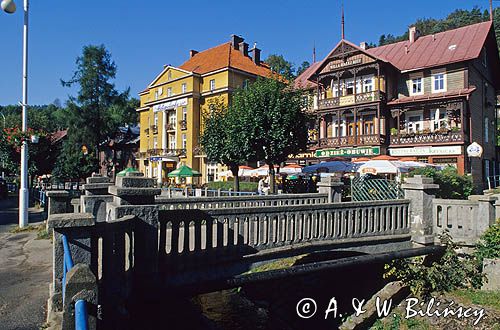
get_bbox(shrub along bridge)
[45,174,498,329]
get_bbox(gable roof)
[367,21,493,72]
[179,42,272,77]
[294,61,321,89]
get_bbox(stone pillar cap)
[45,190,70,197]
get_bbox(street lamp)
[2,0,29,228]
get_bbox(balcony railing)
[144,128,150,135]
[390,131,465,146]
[166,123,176,131]
[318,90,383,109]
[179,120,187,130]
[146,148,186,157]
[319,134,385,148]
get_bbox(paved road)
[0,196,52,330]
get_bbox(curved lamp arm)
[1,0,16,14]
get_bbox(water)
[140,252,389,330]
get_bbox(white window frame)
[153,137,158,149]
[406,110,423,133]
[181,133,187,149]
[409,74,423,96]
[331,80,340,97]
[431,108,448,132]
[332,117,347,137]
[167,87,172,97]
[181,83,187,93]
[169,111,176,127]
[431,71,446,93]
[154,112,158,126]
[182,107,187,121]
[363,75,374,93]
[169,135,176,150]
[209,79,216,91]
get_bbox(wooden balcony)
[390,131,465,146]
[319,134,385,148]
[318,90,384,110]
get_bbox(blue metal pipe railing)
[61,234,88,330]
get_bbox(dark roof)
[367,21,493,72]
[49,130,67,144]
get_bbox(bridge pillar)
[402,175,439,245]
[317,176,344,203]
[81,173,113,222]
[46,190,70,215]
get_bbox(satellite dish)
[1,0,16,14]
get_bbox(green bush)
[384,232,482,299]
[475,219,500,264]
[206,181,258,192]
[409,166,474,199]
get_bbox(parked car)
[0,178,8,199]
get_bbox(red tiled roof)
[294,62,321,89]
[387,87,476,105]
[179,42,272,77]
[367,21,493,72]
[49,130,67,144]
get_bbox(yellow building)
[137,35,272,184]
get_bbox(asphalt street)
[0,196,52,330]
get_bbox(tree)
[265,54,295,79]
[296,61,311,76]
[55,44,137,180]
[232,78,310,193]
[199,97,255,192]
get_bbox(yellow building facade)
[136,35,272,184]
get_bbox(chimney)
[359,42,367,50]
[250,45,261,65]
[239,42,249,57]
[231,34,244,50]
[189,50,198,58]
[409,26,419,43]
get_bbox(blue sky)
[0,0,496,106]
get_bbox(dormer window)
[410,75,423,95]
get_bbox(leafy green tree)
[265,54,295,79]
[296,61,311,76]
[199,97,255,192]
[409,166,474,199]
[232,78,310,193]
[55,44,137,180]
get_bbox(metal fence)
[351,177,404,201]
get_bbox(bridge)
[44,173,498,329]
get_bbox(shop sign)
[153,98,188,112]
[361,167,377,175]
[288,152,316,159]
[316,146,380,158]
[432,157,458,164]
[389,146,461,157]
[466,142,483,158]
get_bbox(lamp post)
[2,0,29,228]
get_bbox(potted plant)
[390,128,398,136]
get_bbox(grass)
[447,289,500,311]
[244,255,306,274]
[206,181,258,192]
[9,223,50,240]
[371,312,432,330]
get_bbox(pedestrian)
[258,177,265,195]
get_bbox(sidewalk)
[0,196,52,329]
